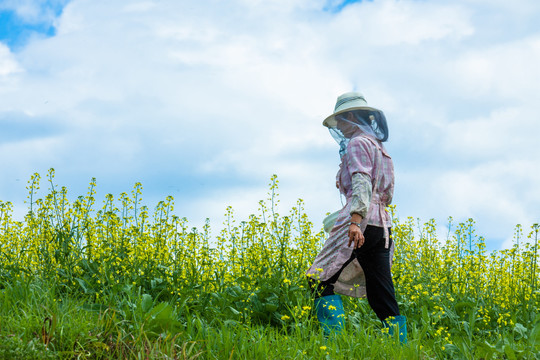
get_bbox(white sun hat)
[322,91,383,128]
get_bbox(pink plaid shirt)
[337,134,394,237]
[307,133,395,297]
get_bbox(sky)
[1,0,539,250]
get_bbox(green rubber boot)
[314,294,345,338]
[384,315,408,344]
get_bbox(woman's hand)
[348,214,365,248]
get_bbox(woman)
[306,91,407,343]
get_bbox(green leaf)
[146,302,173,322]
[455,301,475,316]
[80,303,109,312]
[141,294,153,313]
[421,305,429,326]
[225,285,243,300]
[264,303,279,312]
[144,302,181,335]
[224,320,238,328]
[75,278,94,294]
[442,344,459,354]
[235,276,251,284]
[228,306,240,316]
[513,323,528,340]
[150,278,164,289]
[531,321,540,345]
[503,345,517,360]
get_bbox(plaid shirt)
[307,134,395,297]
[337,134,394,229]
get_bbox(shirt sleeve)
[346,136,375,177]
[350,172,372,218]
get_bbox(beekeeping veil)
[323,92,389,157]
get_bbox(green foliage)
[0,170,538,359]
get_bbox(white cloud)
[0,0,68,24]
[449,36,540,101]
[122,2,156,13]
[440,107,539,160]
[330,0,474,47]
[0,0,539,250]
[0,43,22,77]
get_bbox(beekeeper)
[306,91,407,344]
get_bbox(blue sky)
[0,0,67,49]
[1,0,539,249]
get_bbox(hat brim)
[322,106,382,128]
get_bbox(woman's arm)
[350,172,372,218]
[346,136,375,248]
[348,173,371,248]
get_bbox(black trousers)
[309,225,400,321]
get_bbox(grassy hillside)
[0,171,538,359]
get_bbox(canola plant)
[0,169,538,358]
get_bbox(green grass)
[1,276,539,359]
[0,280,420,359]
[0,171,539,359]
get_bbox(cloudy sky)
[1,0,539,249]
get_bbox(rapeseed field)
[0,169,538,359]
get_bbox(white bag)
[322,210,340,235]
